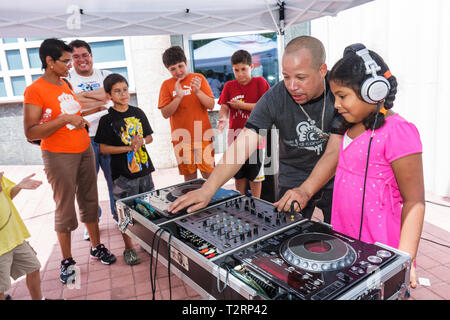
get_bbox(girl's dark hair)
[231,50,252,66]
[39,38,72,70]
[162,46,187,68]
[329,48,398,131]
[103,73,128,94]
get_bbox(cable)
[290,199,302,213]
[359,101,381,241]
[166,230,174,300]
[425,200,450,208]
[217,263,230,294]
[420,237,450,249]
[149,227,165,300]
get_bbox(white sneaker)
[83,228,90,241]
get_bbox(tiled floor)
[2,164,450,300]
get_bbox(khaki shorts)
[42,145,99,233]
[0,241,41,292]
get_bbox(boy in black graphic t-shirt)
[95,73,155,265]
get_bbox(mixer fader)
[175,195,305,257]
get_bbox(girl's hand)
[273,187,312,213]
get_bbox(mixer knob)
[240,233,245,241]
[253,226,259,235]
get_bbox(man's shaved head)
[284,36,326,70]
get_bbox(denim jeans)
[91,137,116,219]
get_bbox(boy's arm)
[99,143,133,155]
[217,104,229,134]
[160,78,184,118]
[228,100,256,112]
[160,96,183,119]
[144,135,153,144]
[194,90,215,110]
[191,76,215,110]
[10,174,42,200]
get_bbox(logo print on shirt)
[172,85,192,97]
[120,117,149,173]
[58,92,81,115]
[230,94,248,120]
[77,81,101,92]
[284,120,326,155]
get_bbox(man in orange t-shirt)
[158,46,216,181]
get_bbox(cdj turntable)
[227,220,411,300]
[117,178,240,225]
[117,180,411,300]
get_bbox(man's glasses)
[72,53,91,60]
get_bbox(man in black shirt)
[169,36,344,223]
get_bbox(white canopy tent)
[0,0,375,201]
[0,0,373,37]
[193,34,277,73]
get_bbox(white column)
[129,35,178,169]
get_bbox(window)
[90,40,126,63]
[0,37,133,100]
[106,67,128,81]
[6,50,23,70]
[11,76,26,96]
[31,74,42,82]
[0,78,6,97]
[2,38,18,43]
[27,48,41,69]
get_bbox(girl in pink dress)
[328,44,425,289]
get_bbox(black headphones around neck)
[344,43,390,104]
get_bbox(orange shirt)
[24,77,90,153]
[158,73,214,143]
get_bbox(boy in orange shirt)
[158,46,215,181]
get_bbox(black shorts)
[234,149,265,182]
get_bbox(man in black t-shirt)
[168,36,345,223]
[95,73,155,265]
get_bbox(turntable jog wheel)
[280,232,356,272]
[166,184,202,202]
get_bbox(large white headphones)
[344,44,390,104]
